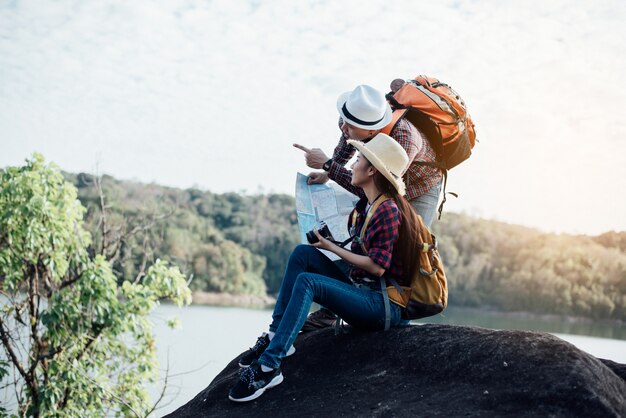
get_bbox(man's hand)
[293,143,330,169]
[307,171,329,185]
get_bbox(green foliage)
[67,175,298,296]
[0,155,191,417]
[433,213,626,320]
[66,170,624,321]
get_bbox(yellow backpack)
[351,195,448,327]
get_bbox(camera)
[306,222,334,244]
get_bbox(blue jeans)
[258,245,402,369]
[410,178,443,228]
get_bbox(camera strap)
[330,236,355,248]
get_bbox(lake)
[149,304,626,416]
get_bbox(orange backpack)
[383,75,477,170]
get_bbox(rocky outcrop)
[166,325,626,417]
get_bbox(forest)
[66,172,625,321]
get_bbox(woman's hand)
[310,227,386,277]
[310,227,334,251]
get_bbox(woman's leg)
[269,245,350,332]
[237,245,351,368]
[258,272,401,369]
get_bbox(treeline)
[432,215,626,320]
[66,173,625,321]
[67,173,299,295]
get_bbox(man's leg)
[409,179,442,228]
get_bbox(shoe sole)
[228,373,284,402]
[238,346,296,368]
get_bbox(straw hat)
[336,85,392,130]
[348,133,409,195]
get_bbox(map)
[295,172,360,260]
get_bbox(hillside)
[65,172,626,321]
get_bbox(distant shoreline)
[189,292,625,327]
[441,305,625,328]
[191,291,276,309]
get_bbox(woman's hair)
[368,163,421,286]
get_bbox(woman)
[229,133,423,402]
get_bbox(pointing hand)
[293,143,330,169]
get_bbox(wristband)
[322,159,333,172]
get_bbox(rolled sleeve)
[368,247,394,270]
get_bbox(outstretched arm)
[293,143,330,169]
[294,142,364,197]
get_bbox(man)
[295,83,442,226]
[294,83,443,331]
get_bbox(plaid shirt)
[348,197,404,285]
[329,117,442,200]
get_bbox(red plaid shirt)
[329,118,442,200]
[348,197,404,285]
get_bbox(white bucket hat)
[337,85,392,130]
[348,133,409,195]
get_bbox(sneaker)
[228,361,284,402]
[300,307,337,333]
[238,333,296,368]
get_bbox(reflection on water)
[417,307,626,340]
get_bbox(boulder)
[166,325,626,417]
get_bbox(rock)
[166,325,626,417]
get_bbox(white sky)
[1,0,625,235]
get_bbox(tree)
[0,155,191,417]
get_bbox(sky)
[1,0,625,235]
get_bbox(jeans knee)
[296,271,311,283]
[294,244,311,254]
[295,272,315,290]
[289,244,312,260]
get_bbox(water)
[149,304,626,416]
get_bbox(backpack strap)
[412,162,457,220]
[380,276,391,331]
[437,169,457,220]
[352,194,393,331]
[380,108,407,136]
[354,194,393,254]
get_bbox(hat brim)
[347,139,406,196]
[336,91,393,130]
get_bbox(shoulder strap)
[380,108,406,136]
[356,194,392,254]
